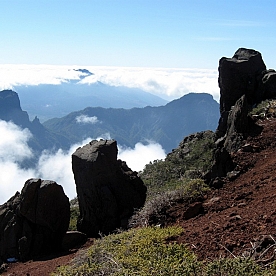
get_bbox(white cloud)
[0,122,165,204]
[0,65,81,89]
[0,65,219,102]
[36,138,92,200]
[96,133,112,140]
[0,120,33,162]
[76,115,100,124]
[0,120,35,204]
[118,141,166,172]
[81,67,220,102]
[35,138,165,201]
[0,161,35,206]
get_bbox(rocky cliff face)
[0,90,31,127]
[206,48,276,185]
[217,48,276,139]
[0,90,70,167]
[72,139,147,237]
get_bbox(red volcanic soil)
[1,239,94,276]
[2,117,276,275]
[170,117,276,261]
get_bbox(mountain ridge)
[14,81,168,122]
[43,92,220,153]
[0,89,70,165]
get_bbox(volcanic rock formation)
[207,48,276,184]
[0,179,70,264]
[72,139,147,237]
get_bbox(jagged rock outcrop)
[219,48,266,112]
[72,139,147,237]
[0,90,31,127]
[206,96,250,183]
[223,95,253,153]
[217,48,266,138]
[207,48,276,184]
[0,179,70,264]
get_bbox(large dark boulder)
[206,48,269,184]
[219,48,266,114]
[72,139,147,237]
[0,179,70,263]
[62,231,87,251]
[261,69,276,99]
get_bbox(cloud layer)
[76,115,100,124]
[0,121,166,204]
[0,120,33,162]
[0,65,219,102]
[118,142,166,172]
[0,121,35,204]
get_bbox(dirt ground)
[173,117,276,261]
[1,239,94,276]
[2,117,276,275]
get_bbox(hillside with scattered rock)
[170,115,276,261]
[2,48,276,275]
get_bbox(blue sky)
[1,0,276,203]
[1,0,276,69]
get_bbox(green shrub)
[53,226,202,276]
[53,225,276,276]
[250,99,276,119]
[129,179,210,228]
[205,257,263,276]
[68,206,79,231]
[140,131,215,200]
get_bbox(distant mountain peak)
[73,69,94,80]
[0,89,25,122]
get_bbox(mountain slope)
[171,115,276,260]
[3,110,276,276]
[15,81,168,122]
[0,90,70,166]
[43,93,220,153]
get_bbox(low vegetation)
[140,130,215,200]
[69,206,79,231]
[68,197,80,231]
[250,99,276,119]
[53,225,276,275]
[62,121,276,275]
[129,179,210,228]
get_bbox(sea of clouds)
[0,64,219,204]
[0,65,219,101]
[0,120,166,204]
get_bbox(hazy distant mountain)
[14,78,168,122]
[0,90,70,167]
[43,93,220,153]
[0,88,219,168]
